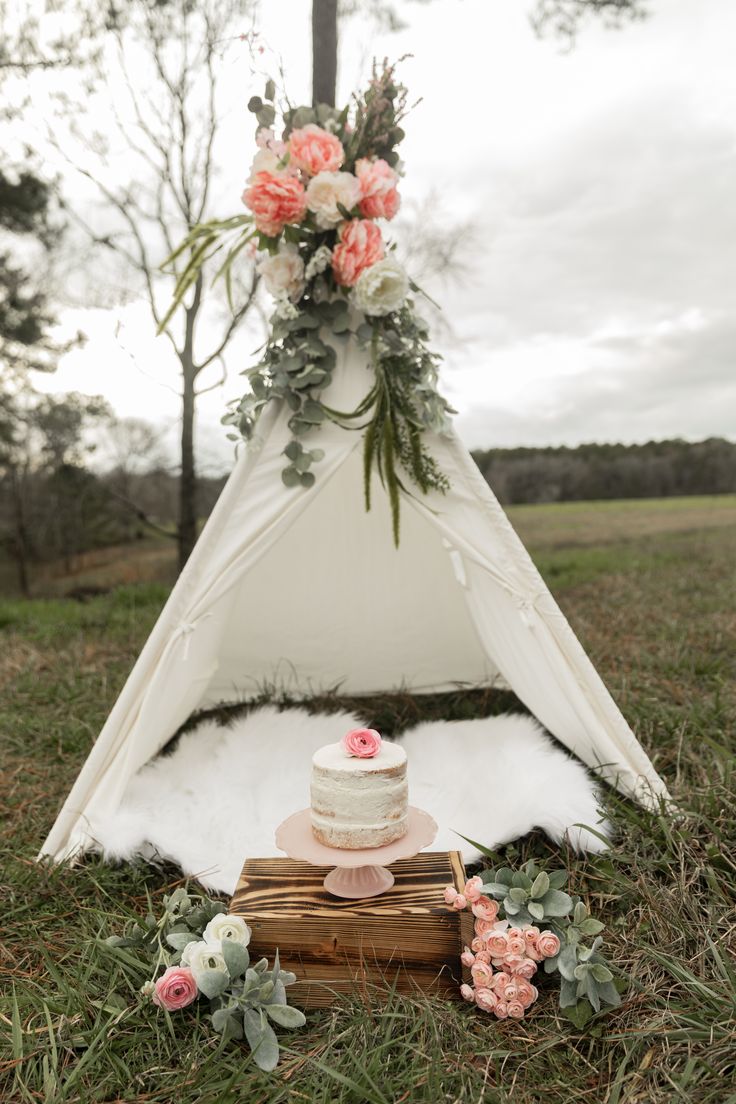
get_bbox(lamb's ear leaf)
[265,1004,306,1029]
[222,939,249,979]
[243,1008,279,1072]
[165,932,197,952]
[195,968,230,1000]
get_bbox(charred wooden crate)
[230,851,471,1008]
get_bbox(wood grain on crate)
[230,851,467,1007]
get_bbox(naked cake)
[310,728,408,849]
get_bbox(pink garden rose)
[536,931,561,959]
[289,124,344,175]
[152,966,198,1011]
[331,219,384,287]
[471,896,499,922]
[460,983,475,1003]
[460,946,476,968]
[463,876,483,902]
[470,961,494,988]
[242,171,307,237]
[474,987,498,1014]
[341,728,382,758]
[356,157,401,221]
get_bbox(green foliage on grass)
[1,508,735,1103]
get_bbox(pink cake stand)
[275,807,438,899]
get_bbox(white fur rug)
[88,707,610,894]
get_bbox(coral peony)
[356,157,400,220]
[242,171,307,237]
[152,966,198,1011]
[332,219,384,287]
[289,124,344,175]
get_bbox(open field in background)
[1,496,735,1103]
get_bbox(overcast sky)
[33,0,736,470]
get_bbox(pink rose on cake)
[341,728,382,758]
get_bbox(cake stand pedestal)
[275,807,437,899]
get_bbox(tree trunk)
[312,0,338,107]
[9,466,31,597]
[178,275,202,571]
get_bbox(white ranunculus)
[181,939,226,975]
[202,913,251,948]
[351,257,409,317]
[248,147,281,181]
[257,243,305,302]
[305,170,360,229]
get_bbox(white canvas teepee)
[41,335,669,863]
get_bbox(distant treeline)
[471,438,736,505]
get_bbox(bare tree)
[313,0,338,107]
[531,0,647,43]
[47,0,258,569]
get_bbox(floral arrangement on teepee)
[161,61,453,544]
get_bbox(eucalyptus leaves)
[447,859,624,1027]
[104,887,305,1072]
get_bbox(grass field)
[1,496,735,1103]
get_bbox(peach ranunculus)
[493,999,509,1020]
[474,950,491,965]
[474,987,498,1014]
[470,936,486,954]
[452,894,468,911]
[470,961,494,988]
[484,929,510,958]
[505,956,537,979]
[341,728,382,758]
[460,946,476,968]
[536,931,561,959]
[473,917,497,938]
[289,124,344,176]
[506,928,527,956]
[471,896,499,922]
[242,171,307,237]
[514,979,538,1009]
[356,157,401,221]
[443,885,459,906]
[152,966,198,1011]
[506,1000,526,1020]
[331,219,384,287]
[463,876,484,902]
[460,983,475,1003]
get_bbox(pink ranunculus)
[507,956,538,979]
[493,999,509,1020]
[289,124,344,176]
[514,978,538,1009]
[471,936,486,954]
[474,987,498,1014]
[523,925,541,947]
[474,950,491,965]
[453,894,468,911]
[506,928,527,957]
[473,917,497,938]
[460,947,476,968]
[152,966,198,1012]
[537,931,561,959]
[463,876,483,902]
[242,171,307,237]
[491,972,510,994]
[506,1000,526,1020]
[460,983,475,1003]
[471,896,499,922]
[470,961,494,988]
[356,157,401,221]
[443,885,459,905]
[484,930,510,958]
[331,219,384,287]
[341,728,382,758]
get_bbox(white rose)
[257,243,305,302]
[181,939,226,978]
[202,913,251,948]
[351,257,409,317]
[306,170,360,229]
